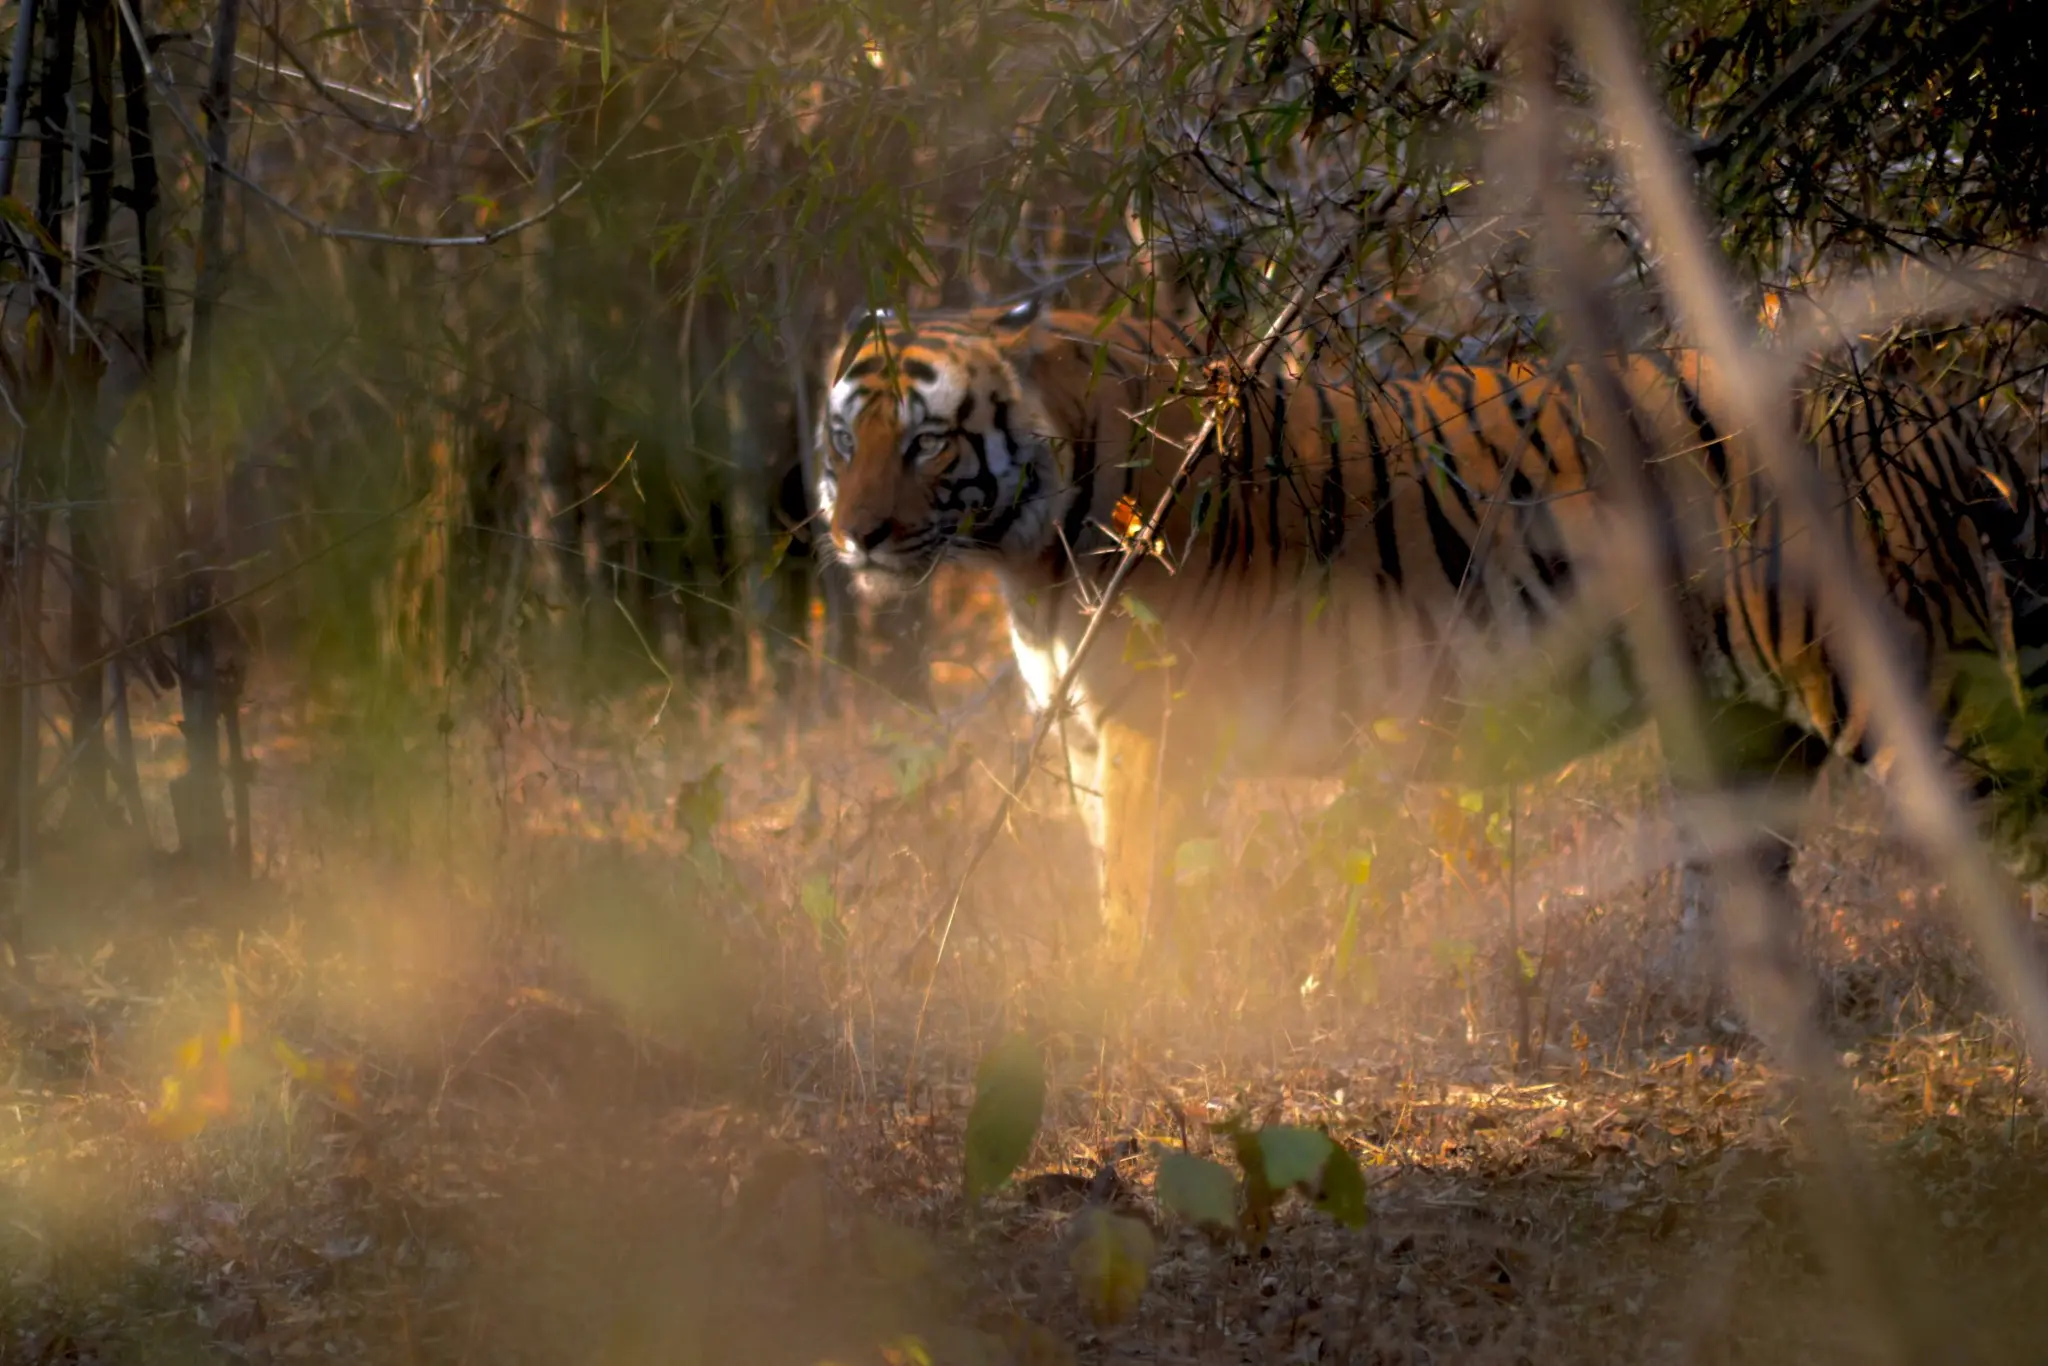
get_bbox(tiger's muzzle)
[829,521,932,595]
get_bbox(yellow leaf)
[880,1338,933,1366]
[273,1036,310,1079]
[147,1076,210,1140]
[175,1035,206,1073]
[1110,494,1142,541]
[275,1037,362,1110]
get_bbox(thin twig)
[237,17,417,126]
[136,29,676,250]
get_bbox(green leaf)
[1155,1151,1238,1231]
[0,197,58,253]
[507,109,567,139]
[1315,1143,1370,1228]
[1255,1126,1334,1190]
[1067,1208,1155,1326]
[964,1034,1045,1202]
[763,532,793,581]
[1228,1127,1277,1246]
[600,4,612,86]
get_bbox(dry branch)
[1570,0,2048,1091]
[1538,0,2048,1353]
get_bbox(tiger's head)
[813,297,1065,596]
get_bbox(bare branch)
[142,51,675,249]
[1573,0,2048,1092]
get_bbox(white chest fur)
[1007,614,1087,722]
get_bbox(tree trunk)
[776,265,852,717]
[62,0,118,828]
[31,0,76,296]
[115,0,176,832]
[0,0,45,903]
[171,0,245,868]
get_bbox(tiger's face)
[813,301,1061,596]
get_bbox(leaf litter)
[6,581,2048,1363]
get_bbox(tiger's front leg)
[1092,717,1186,968]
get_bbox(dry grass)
[7,571,2048,1365]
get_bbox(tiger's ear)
[991,295,1043,333]
[843,305,896,340]
[834,307,898,383]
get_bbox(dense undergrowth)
[6,570,2048,1365]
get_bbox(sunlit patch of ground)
[8,571,2048,1363]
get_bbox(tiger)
[811,295,2048,971]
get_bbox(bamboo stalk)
[0,0,39,198]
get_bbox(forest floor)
[7,570,2048,1365]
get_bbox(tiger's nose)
[834,520,897,556]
